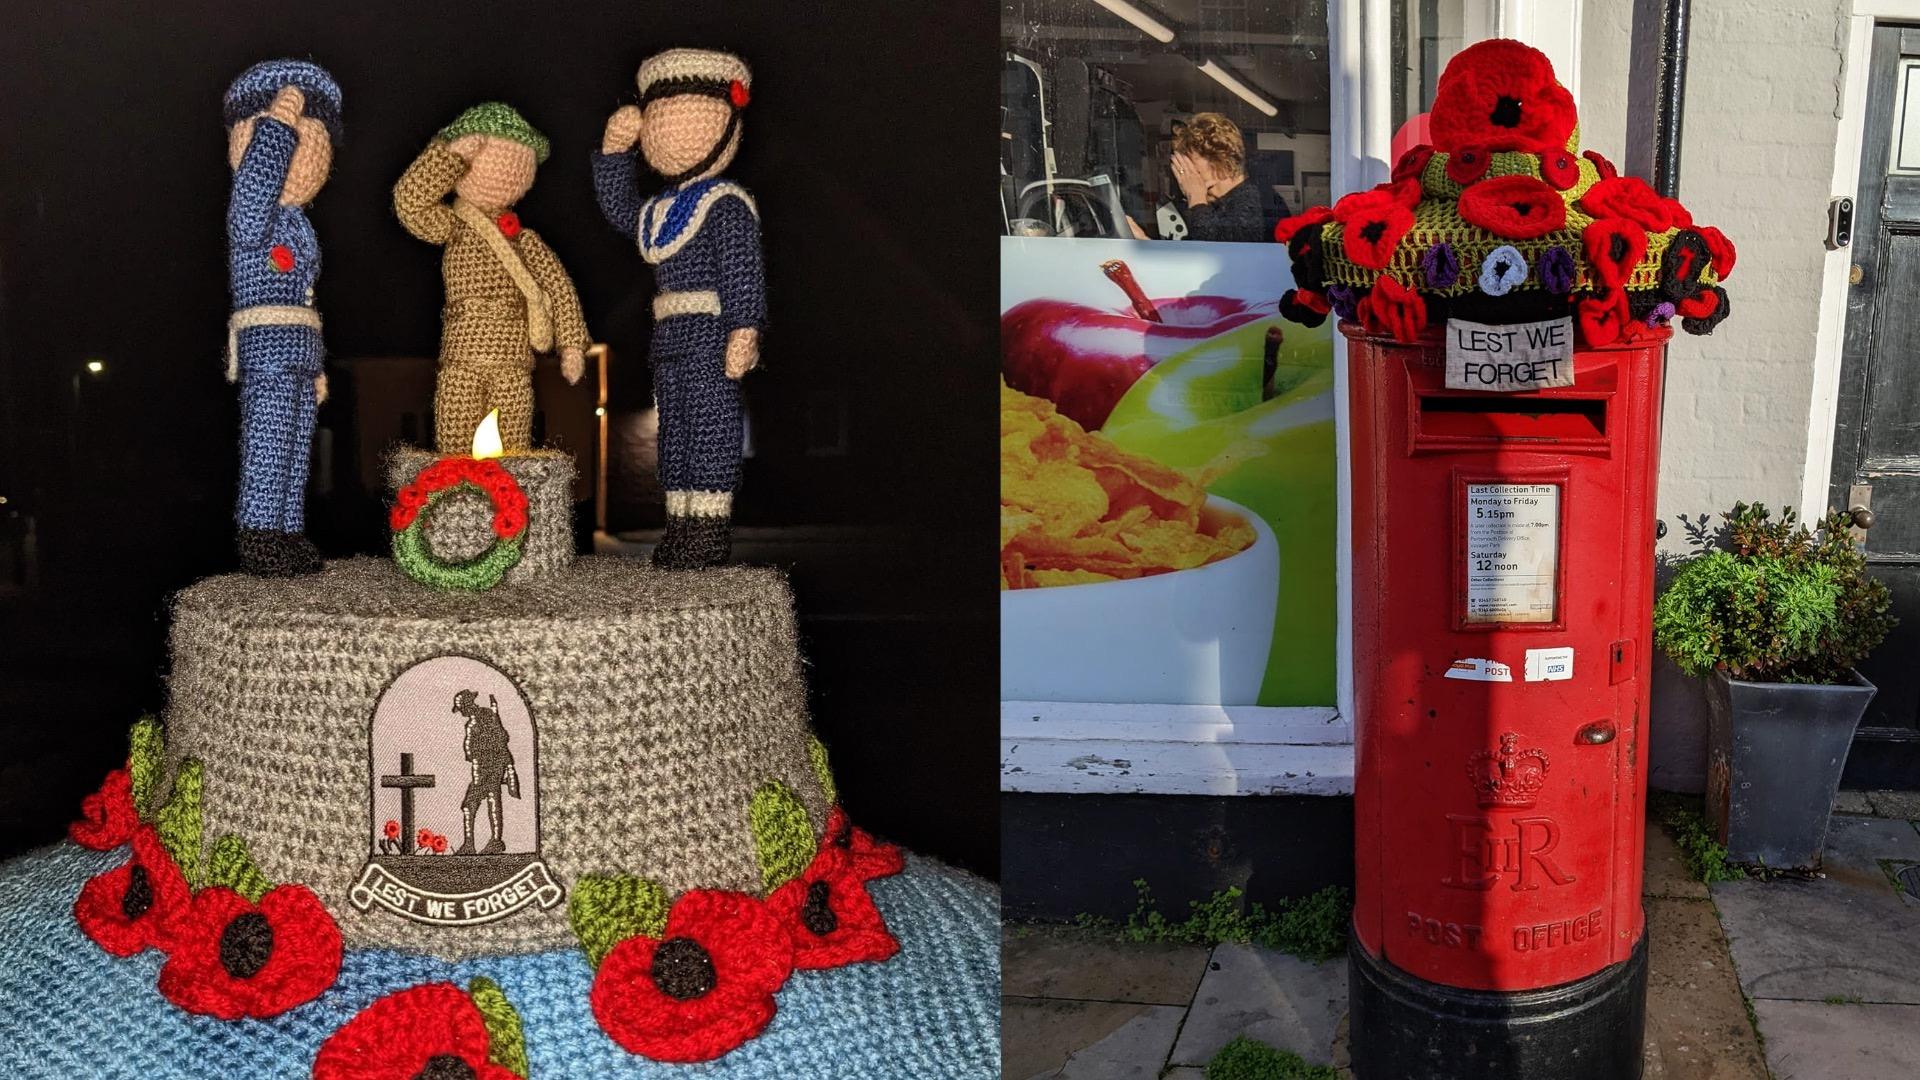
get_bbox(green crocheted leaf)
[750,780,814,894]
[468,976,529,1077]
[154,760,204,887]
[205,834,271,902]
[127,716,165,816]
[807,736,839,806]
[568,875,669,969]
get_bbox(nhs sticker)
[1524,647,1575,682]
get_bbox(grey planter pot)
[1702,669,1877,870]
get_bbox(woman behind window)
[1129,112,1269,243]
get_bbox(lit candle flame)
[472,410,504,459]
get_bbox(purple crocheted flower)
[1647,301,1676,327]
[1327,284,1360,322]
[1421,242,1461,289]
[1478,246,1528,297]
[1539,246,1576,294]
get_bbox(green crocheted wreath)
[390,457,528,591]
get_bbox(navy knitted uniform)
[592,152,766,498]
[229,118,323,533]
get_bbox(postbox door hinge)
[1609,640,1634,686]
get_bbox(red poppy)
[1458,175,1567,240]
[1676,287,1721,320]
[1444,146,1491,186]
[824,806,906,881]
[1577,176,1674,233]
[1333,189,1415,270]
[1273,205,1334,245]
[1680,286,1731,335]
[1538,149,1580,191]
[418,828,433,849]
[1660,230,1714,300]
[69,767,139,851]
[1663,198,1693,230]
[1576,287,1632,348]
[1429,39,1578,153]
[1278,288,1330,329]
[74,826,190,957]
[1696,225,1736,279]
[1392,145,1434,185]
[1583,218,1649,289]
[313,982,523,1080]
[496,211,521,239]
[1582,149,1618,180]
[767,844,900,971]
[431,834,449,854]
[157,884,342,1019]
[729,80,751,108]
[269,245,295,273]
[384,819,401,841]
[591,889,795,1063]
[1356,276,1428,345]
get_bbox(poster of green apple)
[1001,237,1335,707]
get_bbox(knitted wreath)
[390,457,528,591]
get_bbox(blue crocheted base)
[0,842,1000,1079]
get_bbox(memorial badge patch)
[351,655,563,926]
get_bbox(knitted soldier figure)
[394,104,590,453]
[223,60,342,576]
[593,49,766,569]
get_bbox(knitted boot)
[652,515,731,570]
[237,529,323,577]
[649,517,689,569]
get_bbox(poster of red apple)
[1001,237,1336,707]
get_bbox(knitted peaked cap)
[438,102,550,163]
[635,48,751,97]
[223,58,342,139]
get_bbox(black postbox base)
[1348,930,1648,1080]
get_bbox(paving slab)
[1711,873,1920,1004]
[1646,816,1712,900]
[1752,999,1920,1080]
[1002,926,1211,1005]
[1865,789,1920,820]
[1641,896,1769,1080]
[1833,790,1873,815]
[1001,996,1186,1080]
[1821,814,1920,898]
[1168,945,1347,1068]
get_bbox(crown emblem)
[1467,732,1550,809]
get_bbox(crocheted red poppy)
[1333,189,1415,271]
[1279,289,1330,329]
[825,806,907,881]
[157,884,342,1019]
[1663,198,1693,230]
[1392,145,1434,185]
[591,889,795,1063]
[1577,177,1674,233]
[1676,286,1722,320]
[1681,286,1731,335]
[1576,287,1632,348]
[1697,225,1736,279]
[1660,231,1714,300]
[1273,205,1334,245]
[730,79,750,108]
[496,211,522,239]
[1458,175,1567,240]
[269,245,295,273]
[314,982,522,1080]
[1356,276,1428,345]
[1445,146,1491,185]
[767,844,900,970]
[1539,149,1580,191]
[1429,39,1577,153]
[1583,218,1649,290]
[69,767,139,850]
[74,826,190,957]
[1582,150,1618,180]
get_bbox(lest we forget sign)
[1444,317,1576,392]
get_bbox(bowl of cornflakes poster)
[1000,237,1336,707]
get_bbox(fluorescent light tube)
[1199,59,1279,117]
[1093,0,1175,43]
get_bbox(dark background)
[0,1,998,877]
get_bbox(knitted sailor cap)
[635,48,751,100]
[438,102,551,164]
[223,58,343,139]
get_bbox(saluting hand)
[603,105,643,155]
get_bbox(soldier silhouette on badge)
[451,688,520,855]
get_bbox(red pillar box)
[1345,324,1666,1077]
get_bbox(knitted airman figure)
[592,49,766,569]
[223,59,342,577]
[394,103,590,453]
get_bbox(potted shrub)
[1654,503,1895,869]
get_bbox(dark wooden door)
[1835,24,1920,788]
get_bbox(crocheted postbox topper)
[1274,39,1734,348]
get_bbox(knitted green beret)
[438,102,550,163]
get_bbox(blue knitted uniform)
[229,118,323,533]
[592,153,766,499]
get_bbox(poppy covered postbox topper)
[1274,39,1734,347]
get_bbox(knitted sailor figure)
[223,60,341,576]
[593,48,767,569]
[394,104,590,453]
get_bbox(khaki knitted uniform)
[394,142,589,452]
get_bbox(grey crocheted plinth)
[389,447,574,583]
[161,557,830,960]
